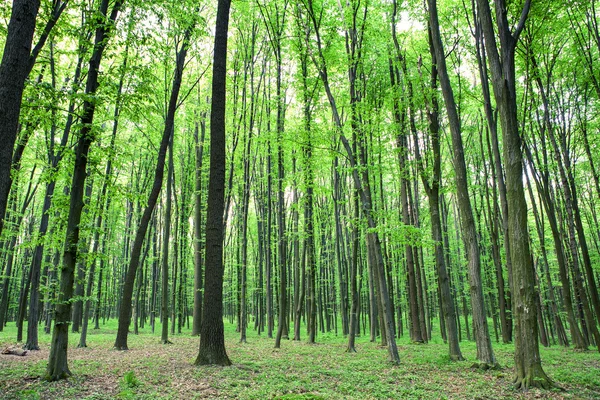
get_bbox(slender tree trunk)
[71,178,94,334]
[114,21,193,350]
[239,24,258,342]
[161,135,174,344]
[472,12,513,343]
[429,0,495,367]
[523,143,586,350]
[0,174,36,332]
[347,189,360,352]
[46,0,123,381]
[301,1,400,363]
[411,22,463,360]
[24,43,80,350]
[192,115,206,336]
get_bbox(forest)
[0,0,599,398]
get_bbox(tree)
[0,0,41,238]
[192,111,207,337]
[46,0,124,381]
[161,134,174,344]
[408,13,463,361]
[428,0,495,368]
[114,15,195,350]
[300,0,400,364]
[258,0,290,349]
[194,0,232,366]
[474,0,553,389]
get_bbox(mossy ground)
[1,320,598,399]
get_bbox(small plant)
[118,371,141,399]
[122,370,140,389]
[18,389,40,400]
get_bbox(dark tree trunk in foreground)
[114,22,194,351]
[429,0,495,367]
[0,0,41,238]
[474,0,553,389]
[24,35,85,348]
[194,0,232,366]
[46,0,123,381]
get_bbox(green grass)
[1,319,599,399]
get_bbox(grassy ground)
[1,320,599,399]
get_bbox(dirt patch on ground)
[0,335,217,399]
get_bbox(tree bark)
[474,0,552,388]
[429,0,495,367]
[0,0,40,238]
[194,0,232,366]
[46,0,123,381]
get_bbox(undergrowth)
[0,320,598,399]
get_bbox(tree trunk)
[194,0,232,366]
[46,0,123,381]
[429,0,495,367]
[161,135,174,344]
[239,24,258,342]
[192,115,206,336]
[410,21,463,359]
[0,0,41,238]
[114,21,193,350]
[473,12,513,343]
[474,0,552,388]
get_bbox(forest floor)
[0,320,599,399]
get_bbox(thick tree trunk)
[194,0,232,366]
[0,0,40,238]
[475,0,552,388]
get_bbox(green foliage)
[121,371,140,389]
[117,371,141,399]
[2,0,600,397]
